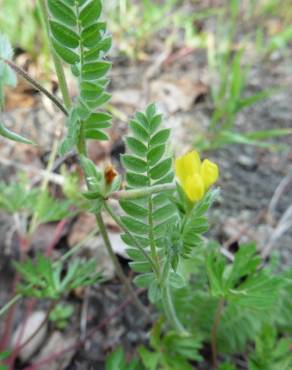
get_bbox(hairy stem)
[148,196,160,276]
[109,183,176,200]
[211,299,225,369]
[1,58,68,116]
[95,213,149,316]
[161,281,188,334]
[38,0,71,110]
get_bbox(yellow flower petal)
[184,173,205,202]
[175,151,201,186]
[200,159,219,189]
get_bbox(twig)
[268,175,292,221]
[0,156,64,186]
[0,57,68,117]
[24,289,146,370]
[223,209,266,250]
[262,204,292,259]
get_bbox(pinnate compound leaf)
[129,120,149,141]
[81,81,104,100]
[49,20,79,48]
[79,0,102,26]
[84,36,112,61]
[121,155,147,173]
[81,22,105,48]
[84,129,108,141]
[125,137,148,157]
[48,0,76,27]
[150,129,170,146]
[121,216,149,235]
[82,61,111,80]
[147,144,165,166]
[150,158,172,180]
[119,200,148,219]
[51,39,80,64]
[149,114,163,133]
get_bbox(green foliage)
[180,189,219,258]
[0,177,72,227]
[120,104,178,296]
[0,1,41,57]
[105,347,142,370]
[248,325,292,370]
[47,0,112,154]
[0,350,10,370]
[49,303,74,329]
[14,254,102,299]
[139,320,202,370]
[0,178,38,214]
[206,243,282,309]
[196,46,285,150]
[173,243,291,355]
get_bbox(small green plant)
[0,1,291,369]
[14,254,102,299]
[49,303,74,329]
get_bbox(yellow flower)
[175,151,219,202]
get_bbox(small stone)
[12,311,48,362]
[237,155,257,170]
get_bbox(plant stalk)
[161,282,188,334]
[1,58,68,116]
[109,183,175,200]
[211,299,225,369]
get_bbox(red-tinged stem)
[211,299,225,369]
[24,289,145,370]
[0,276,19,351]
[46,219,68,257]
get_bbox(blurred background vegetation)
[0,0,292,149]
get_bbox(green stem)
[211,299,225,369]
[162,281,188,334]
[110,183,175,200]
[38,0,71,110]
[95,213,149,316]
[103,201,157,275]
